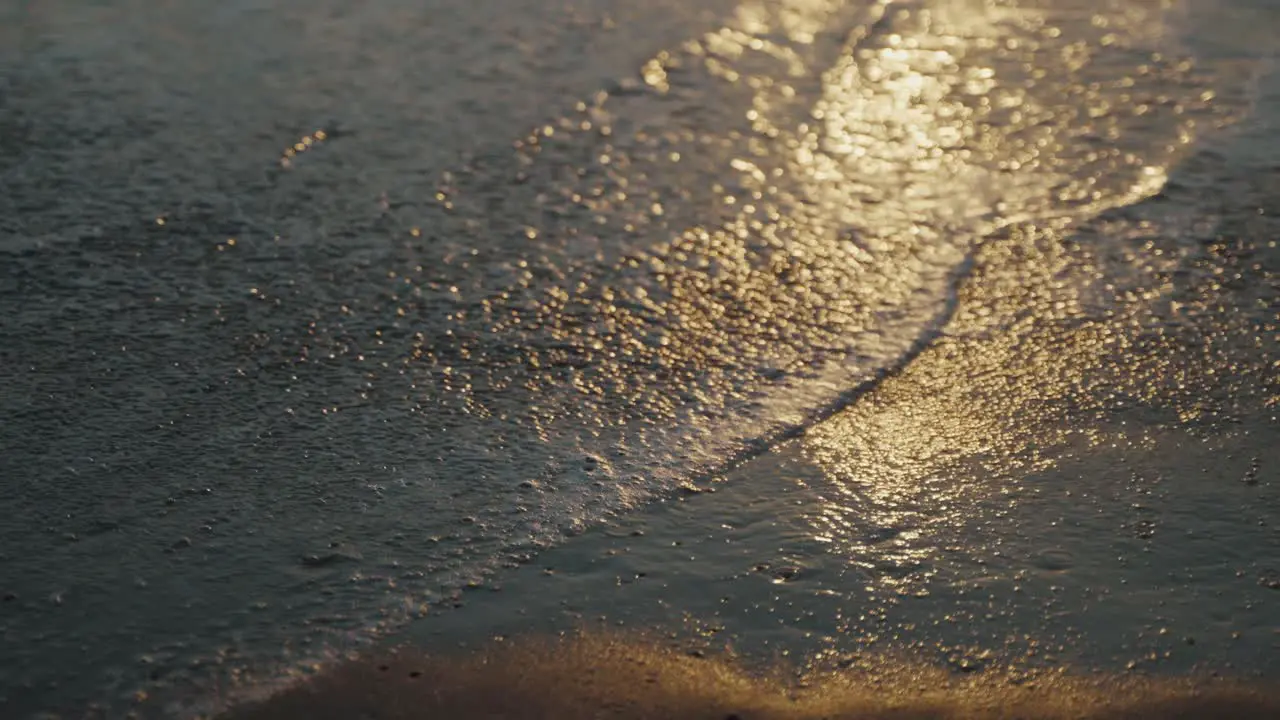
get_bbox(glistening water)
[1,1,1277,717]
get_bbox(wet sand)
[214,635,1278,720]
[4,1,1278,717]
[209,100,1280,718]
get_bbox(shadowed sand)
[214,635,1279,720]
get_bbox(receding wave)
[274,0,1246,593]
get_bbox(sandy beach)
[215,636,1280,720]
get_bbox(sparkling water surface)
[1,1,1277,717]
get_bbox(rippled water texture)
[1,0,1277,717]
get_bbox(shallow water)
[1,0,1278,717]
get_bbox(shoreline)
[214,634,1280,720]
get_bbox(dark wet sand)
[214,635,1279,720]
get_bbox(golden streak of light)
[395,0,1247,514]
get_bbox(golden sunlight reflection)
[803,224,1094,586]
[801,195,1272,591]
[787,0,1248,587]
[405,0,1239,516]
